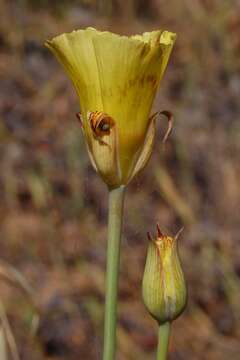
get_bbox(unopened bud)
[142,226,187,324]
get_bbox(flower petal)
[86,114,121,188]
[91,29,176,181]
[127,114,156,183]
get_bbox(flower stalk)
[157,322,171,360]
[103,186,125,360]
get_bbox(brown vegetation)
[0,1,239,359]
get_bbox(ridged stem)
[157,322,171,360]
[103,186,125,360]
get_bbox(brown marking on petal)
[120,85,127,98]
[152,79,157,88]
[88,111,115,146]
[146,74,157,88]
[128,78,136,88]
[137,74,158,88]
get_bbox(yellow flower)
[142,226,187,324]
[46,27,176,188]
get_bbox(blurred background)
[0,0,240,359]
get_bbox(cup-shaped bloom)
[142,226,187,325]
[46,27,176,188]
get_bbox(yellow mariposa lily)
[46,27,176,188]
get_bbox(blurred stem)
[157,322,171,360]
[103,186,125,360]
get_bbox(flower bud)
[142,226,187,324]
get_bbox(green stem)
[157,322,171,360]
[103,186,125,360]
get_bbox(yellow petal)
[91,30,176,181]
[127,115,156,183]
